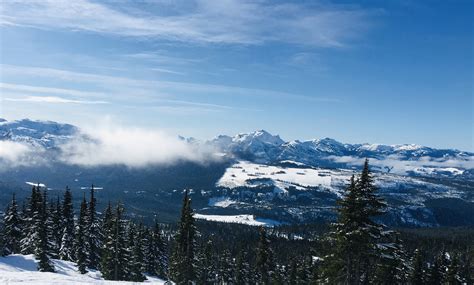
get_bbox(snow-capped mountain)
[1,118,472,179]
[0,118,79,149]
[0,118,472,227]
[208,130,473,179]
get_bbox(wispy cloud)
[1,64,343,103]
[4,96,109,105]
[0,82,106,98]
[0,0,376,47]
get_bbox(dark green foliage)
[87,185,101,269]
[170,190,196,284]
[321,160,401,284]
[75,195,88,274]
[59,187,75,261]
[36,191,54,272]
[145,220,167,278]
[2,193,21,255]
[256,227,274,284]
[410,249,425,285]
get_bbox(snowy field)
[194,214,281,227]
[217,161,340,194]
[0,254,167,285]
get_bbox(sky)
[0,0,472,151]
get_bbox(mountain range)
[0,118,473,227]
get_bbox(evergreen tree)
[446,253,460,285]
[427,254,444,285]
[321,160,389,284]
[410,249,425,285]
[235,250,249,285]
[145,220,167,278]
[256,227,274,285]
[2,193,21,255]
[197,239,216,284]
[87,185,101,269]
[48,198,61,258]
[59,187,75,261]
[128,223,146,282]
[100,202,114,279]
[20,186,42,254]
[374,234,409,284]
[36,191,54,272]
[170,190,196,284]
[107,203,129,281]
[75,195,88,274]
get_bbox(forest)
[1,160,472,284]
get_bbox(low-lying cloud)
[329,155,474,175]
[58,125,212,167]
[0,141,46,168]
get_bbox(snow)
[217,161,333,193]
[0,254,168,284]
[208,196,237,208]
[25,182,46,187]
[194,214,281,227]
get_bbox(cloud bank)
[58,124,213,167]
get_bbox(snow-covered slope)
[0,254,167,284]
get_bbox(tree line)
[1,186,167,281]
[1,160,472,284]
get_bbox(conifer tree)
[59,187,75,261]
[256,227,274,285]
[145,220,167,278]
[2,193,21,255]
[36,190,54,272]
[128,223,146,282]
[235,250,248,285]
[20,186,41,254]
[321,160,390,284]
[197,239,216,284]
[100,202,114,279]
[87,185,101,269]
[427,254,444,285]
[374,234,408,284]
[446,253,460,285]
[109,203,129,280]
[410,249,425,285]
[170,190,196,284]
[48,198,61,258]
[75,195,88,274]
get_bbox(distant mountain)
[0,118,473,227]
[208,129,472,179]
[1,118,472,179]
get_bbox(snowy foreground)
[0,254,168,285]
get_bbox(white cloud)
[329,155,474,175]
[59,123,215,167]
[1,64,341,103]
[0,141,46,167]
[0,82,106,98]
[0,0,376,47]
[5,96,109,105]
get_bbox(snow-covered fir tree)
[75,195,88,274]
[87,185,101,270]
[36,191,54,272]
[321,159,399,284]
[170,190,196,284]
[2,193,21,255]
[59,187,75,261]
[256,227,275,284]
[20,186,42,255]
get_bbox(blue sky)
[0,0,472,150]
